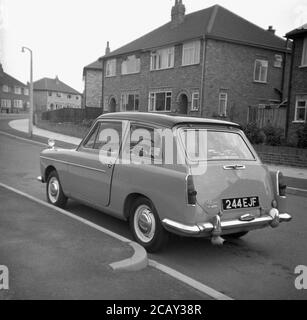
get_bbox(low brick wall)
[254,145,307,168]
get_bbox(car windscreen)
[179,128,255,161]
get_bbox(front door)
[67,120,124,207]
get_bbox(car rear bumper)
[162,212,292,237]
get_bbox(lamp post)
[21,46,33,138]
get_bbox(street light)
[21,46,33,138]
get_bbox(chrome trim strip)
[223,165,246,170]
[40,156,107,174]
[162,213,292,236]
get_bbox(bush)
[296,124,307,148]
[263,125,284,146]
[242,122,265,144]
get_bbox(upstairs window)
[106,59,116,77]
[302,37,307,67]
[56,92,62,97]
[24,88,29,95]
[121,55,140,75]
[14,86,21,94]
[182,40,200,66]
[150,47,174,70]
[294,95,307,122]
[274,54,283,68]
[148,91,172,112]
[254,59,268,83]
[218,92,228,116]
[121,92,139,111]
[2,85,9,92]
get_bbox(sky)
[0,0,307,93]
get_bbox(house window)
[14,86,21,94]
[56,92,62,97]
[67,94,71,99]
[121,55,141,75]
[150,47,174,71]
[148,91,172,112]
[48,92,52,96]
[24,88,29,95]
[76,96,79,100]
[106,59,116,77]
[1,99,11,108]
[274,54,283,68]
[254,59,268,83]
[2,85,9,92]
[191,91,200,111]
[301,37,307,67]
[294,95,307,122]
[218,92,228,116]
[182,41,201,66]
[13,100,23,108]
[121,92,139,111]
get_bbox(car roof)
[98,112,241,129]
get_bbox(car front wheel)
[129,197,168,253]
[46,170,67,208]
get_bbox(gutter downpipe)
[200,37,207,118]
[99,57,105,113]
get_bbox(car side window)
[83,123,100,149]
[124,123,162,162]
[94,121,123,152]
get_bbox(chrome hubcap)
[48,177,59,203]
[134,205,156,243]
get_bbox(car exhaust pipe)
[210,214,225,245]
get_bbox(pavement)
[0,185,210,300]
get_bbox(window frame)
[14,86,21,94]
[191,91,200,111]
[294,96,307,123]
[273,54,283,68]
[120,92,140,112]
[2,85,9,93]
[106,59,117,77]
[148,91,172,112]
[301,37,307,67]
[150,47,175,71]
[121,55,141,75]
[218,92,228,116]
[182,40,201,66]
[254,59,268,83]
[13,99,23,108]
[1,99,11,108]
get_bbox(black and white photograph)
[0,0,307,306]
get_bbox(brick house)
[285,24,307,143]
[33,76,82,113]
[83,60,103,108]
[99,1,291,126]
[0,63,29,113]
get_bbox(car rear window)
[179,129,255,161]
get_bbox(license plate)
[222,196,259,211]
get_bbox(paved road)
[0,120,306,300]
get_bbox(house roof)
[33,77,81,95]
[83,60,102,77]
[0,64,27,88]
[99,112,240,129]
[102,4,288,59]
[286,23,307,38]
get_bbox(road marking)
[0,181,148,272]
[0,181,234,300]
[0,130,47,147]
[149,260,233,300]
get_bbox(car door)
[67,119,124,207]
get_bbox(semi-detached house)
[100,1,291,126]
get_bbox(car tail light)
[277,171,287,197]
[186,175,197,205]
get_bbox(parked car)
[38,112,292,252]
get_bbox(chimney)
[105,41,110,55]
[267,26,276,35]
[171,0,186,27]
[0,63,3,73]
[55,75,59,85]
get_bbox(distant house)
[33,76,82,112]
[285,23,307,142]
[83,60,103,108]
[0,63,29,113]
[99,1,291,126]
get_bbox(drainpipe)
[200,37,207,118]
[100,57,104,113]
[285,40,295,139]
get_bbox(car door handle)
[223,165,246,170]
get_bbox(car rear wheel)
[226,231,249,239]
[46,170,67,208]
[129,197,168,253]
